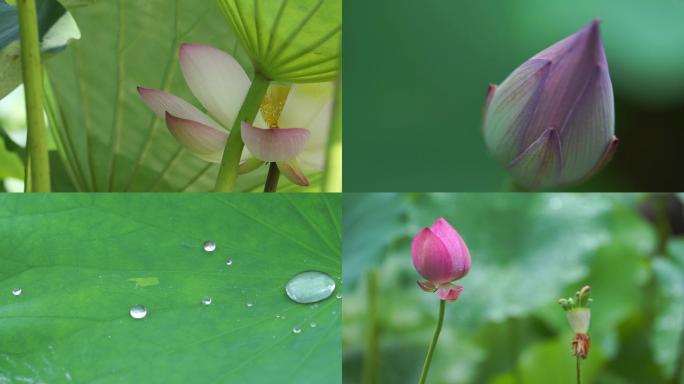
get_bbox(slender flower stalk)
[559,285,593,384]
[214,72,270,192]
[412,218,471,383]
[322,77,342,192]
[17,0,50,191]
[419,299,445,384]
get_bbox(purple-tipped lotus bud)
[483,20,618,190]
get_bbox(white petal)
[179,44,251,128]
[278,82,335,128]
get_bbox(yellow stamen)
[260,84,290,128]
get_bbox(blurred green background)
[342,193,684,383]
[343,0,684,191]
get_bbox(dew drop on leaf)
[292,327,302,334]
[203,241,216,252]
[310,322,317,328]
[11,288,22,296]
[336,293,342,299]
[225,259,233,266]
[129,304,147,319]
[246,302,253,308]
[202,296,212,305]
[285,271,336,304]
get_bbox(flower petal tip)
[417,280,437,292]
[278,160,310,186]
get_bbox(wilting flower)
[411,218,471,302]
[137,44,333,186]
[483,20,618,190]
[558,285,592,359]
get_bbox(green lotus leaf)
[217,0,341,83]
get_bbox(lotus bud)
[558,285,592,358]
[411,218,471,302]
[483,20,618,190]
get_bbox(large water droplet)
[203,241,216,252]
[292,327,302,334]
[202,296,212,305]
[129,305,147,319]
[11,288,22,296]
[285,271,336,304]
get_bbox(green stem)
[576,356,581,384]
[17,0,50,192]
[263,162,280,192]
[213,72,270,192]
[322,77,342,192]
[362,269,380,384]
[419,300,446,384]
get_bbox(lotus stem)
[17,0,50,192]
[263,162,280,192]
[322,78,342,192]
[419,299,445,384]
[576,355,581,384]
[214,72,270,192]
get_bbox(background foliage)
[342,193,684,383]
[343,0,684,192]
[0,193,342,383]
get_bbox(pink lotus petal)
[437,285,463,302]
[430,218,471,280]
[179,44,251,128]
[417,280,437,292]
[411,228,454,285]
[137,87,222,130]
[238,157,265,174]
[165,112,228,163]
[241,122,310,162]
[277,159,310,187]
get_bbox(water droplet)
[202,296,212,305]
[246,302,253,308]
[225,259,233,266]
[203,241,216,252]
[285,271,336,304]
[275,314,281,319]
[11,288,22,296]
[129,305,147,319]
[310,322,317,328]
[292,327,302,334]
[336,293,342,299]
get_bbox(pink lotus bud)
[483,20,618,190]
[412,218,471,302]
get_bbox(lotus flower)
[483,20,618,190]
[137,44,333,187]
[412,218,471,302]
[558,285,592,359]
